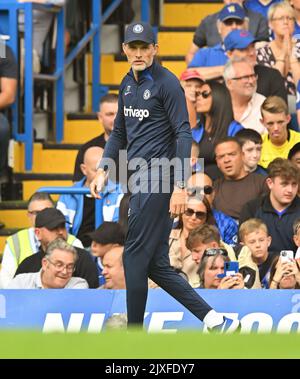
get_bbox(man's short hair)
[223,57,251,82]
[45,238,78,262]
[214,136,241,151]
[288,142,300,161]
[99,93,118,108]
[239,218,269,242]
[261,96,289,117]
[28,192,55,208]
[267,158,300,182]
[186,224,220,250]
[88,222,125,245]
[235,128,262,147]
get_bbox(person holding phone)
[269,255,300,289]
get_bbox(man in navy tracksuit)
[91,22,240,331]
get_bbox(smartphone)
[217,261,239,279]
[280,250,294,263]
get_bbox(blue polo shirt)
[188,43,227,68]
[244,0,282,19]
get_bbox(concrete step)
[0,202,28,230]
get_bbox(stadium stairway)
[0,0,223,257]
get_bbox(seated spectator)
[7,238,88,289]
[101,246,125,289]
[256,1,300,109]
[244,0,283,19]
[224,29,287,102]
[240,158,300,252]
[188,3,248,80]
[239,218,276,288]
[290,0,300,40]
[293,218,300,258]
[186,0,268,64]
[198,248,245,289]
[187,171,238,245]
[73,94,118,181]
[186,224,237,265]
[0,40,17,183]
[259,96,300,168]
[235,128,267,175]
[88,221,125,286]
[13,208,99,288]
[214,137,267,220]
[288,142,300,169]
[224,57,267,134]
[57,146,124,247]
[188,80,243,180]
[269,255,300,288]
[0,192,82,288]
[169,197,215,287]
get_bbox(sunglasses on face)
[187,185,213,196]
[195,90,211,99]
[202,248,228,258]
[184,208,207,220]
[223,18,244,26]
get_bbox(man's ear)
[80,163,87,176]
[266,177,273,190]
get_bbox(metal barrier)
[37,186,104,229]
[0,0,151,171]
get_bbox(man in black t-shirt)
[73,93,118,181]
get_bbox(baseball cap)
[124,22,156,44]
[218,3,246,22]
[88,222,125,245]
[180,70,205,82]
[224,30,257,51]
[35,208,69,230]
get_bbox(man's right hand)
[90,169,107,199]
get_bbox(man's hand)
[90,169,108,199]
[169,187,188,218]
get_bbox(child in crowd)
[235,128,267,176]
[239,218,276,288]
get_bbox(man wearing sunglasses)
[90,22,240,332]
[186,1,268,65]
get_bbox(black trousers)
[123,184,213,325]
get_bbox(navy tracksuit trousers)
[123,185,213,325]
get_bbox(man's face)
[242,229,271,262]
[97,101,118,137]
[228,43,257,66]
[215,141,245,179]
[27,200,54,227]
[187,172,214,206]
[204,256,225,289]
[122,41,158,72]
[218,18,246,40]
[35,226,67,248]
[191,241,219,265]
[226,61,257,99]
[224,0,244,5]
[102,249,125,289]
[182,79,203,103]
[267,176,298,208]
[290,151,300,169]
[242,141,262,171]
[41,249,76,288]
[261,111,290,145]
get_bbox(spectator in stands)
[186,0,268,64]
[169,196,215,287]
[198,248,245,289]
[88,221,125,286]
[288,141,300,168]
[256,2,300,105]
[0,40,17,184]
[101,246,126,289]
[224,29,288,102]
[269,255,300,289]
[240,158,300,252]
[259,96,300,169]
[188,80,243,180]
[13,207,99,288]
[187,171,239,245]
[188,3,248,80]
[73,94,118,182]
[289,0,300,39]
[235,128,267,175]
[0,192,82,288]
[293,218,300,258]
[7,238,88,289]
[214,137,267,220]
[239,218,276,288]
[223,57,267,134]
[57,146,124,247]
[244,0,283,19]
